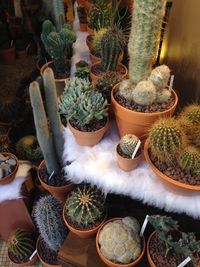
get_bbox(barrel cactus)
[178,146,200,173]
[7,229,36,262]
[180,104,200,125]
[132,80,156,106]
[65,184,106,227]
[98,217,141,264]
[119,134,140,158]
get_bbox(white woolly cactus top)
[149,64,170,91]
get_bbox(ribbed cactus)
[119,134,140,158]
[65,184,106,227]
[92,28,109,56]
[35,195,67,252]
[150,65,170,91]
[132,80,156,105]
[128,0,167,86]
[178,146,200,172]
[180,104,200,124]
[53,0,65,30]
[8,229,36,262]
[149,118,185,162]
[29,68,64,175]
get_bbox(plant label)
[169,75,174,92]
[49,170,55,181]
[29,249,37,260]
[140,214,149,236]
[132,140,141,159]
[177,257,191,267]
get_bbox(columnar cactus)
[178,146,200,172]
[132,80,156,106]
[29,68,64,175]
[35,195,67,252]
[53,0,65,30]
[92,28,109,56]
[65,184,106,227]
[120,134,140,158]
[8,229,36,262]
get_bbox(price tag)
[131,140,141,159]
[169,75,174,92]
[140,215,149,236]
[177,257,191,267]
[29,249,37,260]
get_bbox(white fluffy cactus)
[118,79,133,100]
[156,88,171,103]
[98,217,141,264]
[132,80,156,106]
[120,134,140,158]
[150,65,170,91]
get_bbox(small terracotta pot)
[36,237,61,267]
[85,1,94,11]
[77,0,85,5]
[90,50,124,65]
[16,50,28,59]
[143,140,200,191]
[116,145,143,172]
[37,160,75,203]
[68,119,109,146]
[8,252,38,267]
[0,153,19,185]
[111,84,178,139]
[86,34,94,51]
[96,218,146,267]
[40,61,69,97]
[90,63,128,82]
[0,46,16,65]
[87,25,94,35]
[80,23,87,32]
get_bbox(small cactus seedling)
[120,134,140,158]
[149,65,170,92]
[132,80,156,106]
[178,146,200,173]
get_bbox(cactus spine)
[178,146,200,172]
[29,68,64,174]
[180,104,200,124]
[120,134,140,158]
[132,80,156,106]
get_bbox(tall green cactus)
[128,0,167,86]
[29,68,64,175]
[53,0,65,31]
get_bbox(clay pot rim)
[0,152,19,185]
[144,139,200,191]
[147,231,157,267]
[36,236,61,267]
[116,144,142,162]
[8,252,38,267]
[111,83,178,116]
[96,218,146,267]
[63,201,107,235]
[90,62,127,76]
[40,61,69,83]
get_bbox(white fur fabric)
[0,163,31,203]
[63,123,200,219]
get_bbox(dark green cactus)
[75,61,90,80]
[7,229,36,262]
[65,184,106,227]
[178,146,200,173]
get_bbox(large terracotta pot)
[0,46,16,65]
[37,160,75,203]
[143,140,200,191]
[68,119,109,146]
[96,218,146,267]
[111,84,178,139]
[8,252,38,267]
[0,153,19,185]
[116,145,143,172]
[40,61,69,97]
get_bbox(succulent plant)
[92,28,109,56]
[180,104,200,125]
[132,80,156,106]
[178,146,200,173]
[119,134,140,158]
[7,229,36,262]
[77,5,87,24]
[156,88,172,103]
[35,195,67,252]
[59,78,108,127]
[75,60,90,80]
[65,184,106,227]
[98,217,141,264]
[149,65,170,92]
[149,118,186,162]
[0,153,17,179]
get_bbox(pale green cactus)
[156,88,171,103]
[150,65,170,91]
[120,134,140,158]
[132,80,156,106]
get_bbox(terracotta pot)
[116,144,143,172]
[107,104,115,121]
[63,204,107,238]
[68,119,109,146]
[0,46,16,65]
[0,153,19,185]
[36,237,61,267]
[8,252,38,267]
[144,139,200,191]
[80,23,87,32]
[86,34,94,51]
[90,50,124,65]
[77,0,85,5]
[85,1,94,11]
[87,25,94,35]
[40,61,69,97]
[16,50,28,59]
[37,160,75,203]
[111,84,178,140]
[120,0,133,12]
[96,218,146,267]
[90,63,128,82]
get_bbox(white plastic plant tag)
[131,140,141,159]
[140,215,149,237]
[177,257,191,267]
[169,75,174,92]
[29,249,37,260]
[48,170,54,181]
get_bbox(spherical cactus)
[132,80,156,105]
[98,217,141,264]
[180,104,200,124]
[149,118,186,162]
[65,184,106,227]
[118,79,134,100]
[150,65,170,91]
[7,229,36,262]
[156,88,172,103]
[119,134,140,158]
[178,146,200,172]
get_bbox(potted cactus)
[147,215,200,267]
[7,229,37,266]
[116,134,142,172]
[144,105,200,190]
[59,77,109,146]
[40,19,76,96]
[35,195,67,267]
[96,217,145,267]
[75,60,90,80]
[63,184,107,238]
[77,5,87,32]
[29,68,74,202]
[111,0,178,139]
[0,152,19,185]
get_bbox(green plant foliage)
[180,104,200,125]
[65,184,106,227]
[92,28,109,57]
[120,134,140,158]
[75,60,90,80]
[178,146,200,173]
